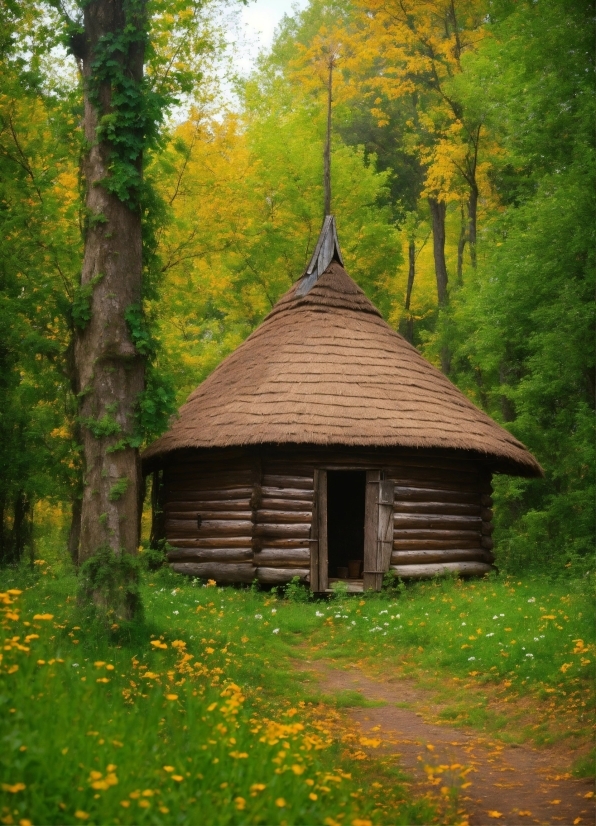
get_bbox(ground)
[0,556,593,825]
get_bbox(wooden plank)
[170,562,256,583]
[260,486,313,502]
[390,561,493,580]
[310,470,320,592]
[379,479,394,573]
[255,549,310,568]
[394,514,483,530]
[391,548,492,565]
[481,508,493,521]
[393,501,481,516]
[363,470,381,591]
[166,519,253,537]
[256,567,310,585]
[166,537,253,549]
[167,510,252,522]
[393,538,481,550]
[394,486,480,503]
[260,538,310,549]
[255,511,312,524]
[393,529,481,541]
[481,522,494,535]
[318,470,328,592]
[261,474,314,490]
[253,523,311,539]
[481,536,494,550]
[167,487,253,503]
[165,501,250,513]
[167,548,253,563]
[260,498,315,512]
[481,494,493,507]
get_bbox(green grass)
[0,554,593,824]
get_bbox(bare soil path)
[295,659,594,826]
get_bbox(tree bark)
[467,181,478,268]
[404,238,415,342]
[456,201,466,284]
[75,0,146,603]
[68,496,82,566]
[428,197,448,304]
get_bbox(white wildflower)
[173,610,179,615]
[72,663,79,668]
[351,621,356,626]
[525,653,534,658]
[462,622,467,626]
[272,628,280,634]
[254,614,262,620]
[271,608,277,614]
[468,656,476,661]
[485,633,494,637]
[316,611,324,617]
[527,597,536,603]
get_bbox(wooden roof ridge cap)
[296,215,344,296]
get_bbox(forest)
[0,0,594,574]
[0,2,595,823]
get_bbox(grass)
[0,550,593,825]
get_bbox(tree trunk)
[467,182,478,269]
[68,496,82,566]
[456,201,466,285]
[75,0,146,617]
[428,197,448,304]
[403,238,416,342]
[13,491,31,564]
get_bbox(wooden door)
[363,471,395,591]
[310,469,328,592]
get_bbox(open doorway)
[327,471,366,579]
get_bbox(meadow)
[0,553,593,826]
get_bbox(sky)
[235,0,309,74]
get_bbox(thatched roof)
[144,222,541,477]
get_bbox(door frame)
[310,468,394,592]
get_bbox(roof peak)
[296,215,344,297]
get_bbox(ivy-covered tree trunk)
[74,0,147,617]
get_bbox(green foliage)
[71,273,105,330]
[283,575,313,603]
[425,0,595,572]
[79,545,142,621]
[108,477,129,502]
[80,413,122,439]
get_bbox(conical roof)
[144,228,541,477]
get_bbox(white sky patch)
[233,0,309,76]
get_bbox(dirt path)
[295,659,594,826]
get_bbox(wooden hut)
[143,218,541,592]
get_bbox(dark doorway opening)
[327,471,366,579]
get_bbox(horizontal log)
[165,500,251,513]
[260,498,314,512]
[481,522,494,535]
[393,529,481,542]
[167,511,252,522]
[393,477,492,494]
[253,523,310,539]
[481,495,493,507]
[255,549,310,567]
[394,486,481,503]
[481,508,493,521]
[394,514,482,531]
[393,501,481,516]
[166,519,253,537]
[165,537,253,549]
[168,475,253,492]
[261,475,314,490]
[170,562,256,583]
[481,536,494,550]
[391,548,492,565]
[256,567,310,585]
[255,511,311,525]
[393,538,481,550]
[390,561,494,580]
[261,486,313,502]
[259,538,310,549]
[167,548,254,563]
[166,487,253,503]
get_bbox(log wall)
[161,446,495,586]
